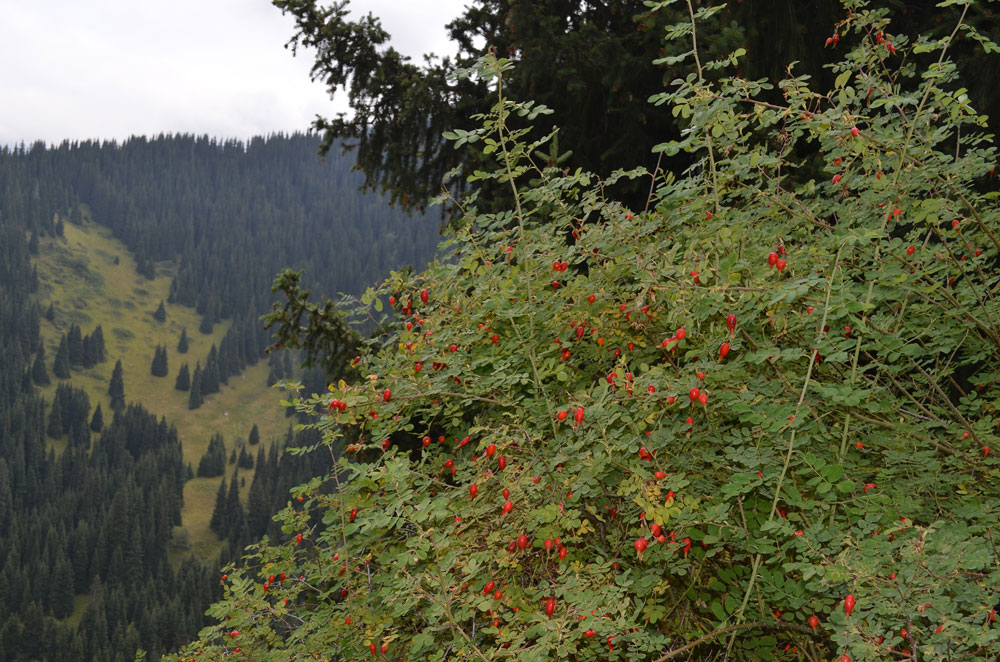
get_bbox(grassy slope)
[34,219,294,565]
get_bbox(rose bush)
[172,2,999,660]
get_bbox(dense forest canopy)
[0,134,441,660]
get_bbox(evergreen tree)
[237,447,253,469]
[196,434,226,478]
[177,327,189,354]
[150,345,168,377]
[202,346,220,395]
[174,363,190,391]
[67,324,84,365]
[153,300,166,322]
[209,477,227,536]
[248,423,260,446]
[108,359,125,412]
[53,336,71,379]
[28,231,39,255]
[198,315,213,335]
[31,346,50,386]
[44,303,55,321]
[47,397,64,438]
[187,363,203,410]
[90,403,104,433]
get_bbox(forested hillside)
[0,134,440,660]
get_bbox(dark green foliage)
[209,477,227,536]
[201,345,220,395]
[31,346,50,386]
[196,433,226,478]
[177,327,189,354]
[52,336,71,379]
[28,231,38,255]
[66,324,83,365]
[198,315,213,335]
[153,300,166,322]
[187,363,203,410]
[174,362,190,391]
[150,345,168,377]
[236,446,253,469]
[90,403,103,433]
[44,302,54,321]
[108,359,125,412]
[247,423,259,446]
[82,324,105,366]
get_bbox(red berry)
[726,313,737,334]
[449,343,458,353]
[719,342,730,361]
[832,174,842,185]
[296,533,303,544]
[370,643,377,656]
[556,410,568,421]
[486,443,496,458]
[776,259,787,271]
[584,629,596,637]
[420,289,429,304]
[698,392,708,406]
[676,327,686,340]
[587,294,596,304]
[850,126,859,137]
[809,615,819,629]
[517,534,528,550]
[545,597,556,618]
[497,456,507,471]
[544,538,553,551]
[469,484,478,499]
[382,389,392,402]
[689,387,700,402]
[906,245,915,256]
[502,500,513,515]
[768,252,779,267]
[844,593,856,617]
[483,580,495,595]
[634,537,648,554]
[574,407,584,425]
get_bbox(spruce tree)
[108,359,125,412]
[90,403,104,433]
[187,363,203,410]
[32,347,50,386]
[67,324,83,365]
[44,303,55,322]
[53,336,71,379]
[209,477,227,536]
[177,327,189,354]
[198,316,213,335]
[47,397,63,438]
[248,423,260,446]
[153,300,166,322]
[174,363,190,391]
[150,345,168,377]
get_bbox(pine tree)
[28,231,39,255]
[53,336,71,379]
[108,359,125,412]
[47,397,64,438]
[188,363,203,410]
[90,403,104,432]
[198,315,213,335]
[150,345,168,377]
[32,346,51,386]
[202,346,220,394]
[209,477,227,536]
[44,303,55,321]
[153,300,166,322]
[174,363,190,391]
[248,423,260,446]
[177,327,189,354]
[91,325,106,363]
[67,324,83,365]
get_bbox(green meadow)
[33,218,294,564]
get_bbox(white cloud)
[0,0,468,145]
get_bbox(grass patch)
[34,218,293,567]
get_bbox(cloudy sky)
[0,0,468,146]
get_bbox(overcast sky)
[0,0,469,146]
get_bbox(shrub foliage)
[174,2,999,660]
